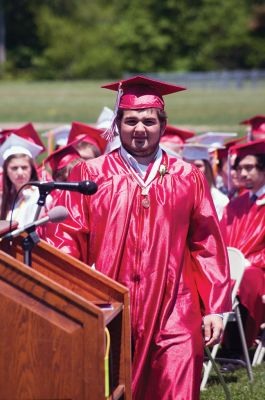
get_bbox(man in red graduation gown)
[221,140,265,349]
[44,76,231,400]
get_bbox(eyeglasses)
[236,164,258,173]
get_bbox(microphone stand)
[33,187,51,221]
[21,226,40,267]
[25,186,49,265]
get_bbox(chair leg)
[252,341,262,366]
[234,304,254,382]
[257,346,265,364]
[200,343,220,390]
[200,313,230,390]
[252,329,265,366]
[204,347,231,400]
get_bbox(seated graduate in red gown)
[215,137,247,199]
[43,76,231,400]
[221,139,265,352]
[42,125,107,208]
[42,139,83,206]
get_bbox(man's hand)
[203,315,224,347]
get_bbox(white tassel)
[101,83,123,142]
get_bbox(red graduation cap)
[67,122,107,154]
[0,129,10,145]
[44,139,81,171]
[102,75,186,111]
[161,125,195,145]
[0,123,46,154]
[229,139,265,159]
[102,75,186,141]
[240,115,265,135]
[216,136,247,160]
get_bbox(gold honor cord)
[105,327,111,398]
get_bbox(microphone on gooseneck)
[0,206,69,241]
[28,180,98,195]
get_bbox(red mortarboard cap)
[10,123,46,154]
[161,125,195,145]
[67,122,107,154]
[240,115,265,135]
[229,139,265,159]
[0,123,45,153]
[44,139,81,171]
[217,136,247,160]
[0,129,10,145]
[102,75,186,110]
[101,75,186,141]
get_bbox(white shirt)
[211,187,229,220]
[120,145,161,178]
[6,186,52,228]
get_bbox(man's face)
[119,109,164,159]
[236,155,265,192]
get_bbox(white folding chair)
[252,294,265,366]
[201,246,254,390]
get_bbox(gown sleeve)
[188,168,232,315]
[41,162,91,263]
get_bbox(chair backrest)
[227,246,246,303]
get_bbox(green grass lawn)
[0,80,265,133]
[200,364,265,400]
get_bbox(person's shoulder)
[71,150,120,180]
[85,153,109,169]
[227,190,249,209]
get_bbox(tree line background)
[1,0,265,80]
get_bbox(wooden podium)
[0,233,131,400]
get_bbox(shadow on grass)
[207,373,238,386]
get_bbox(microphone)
[0,206,68,241]
[28,180,98,195]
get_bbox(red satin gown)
[43,149,231,400]
[221,191,265,347]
